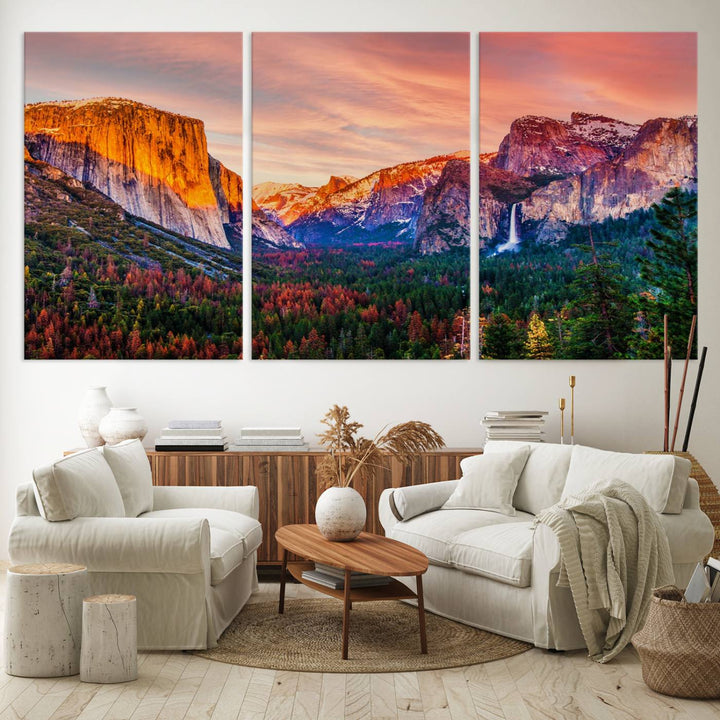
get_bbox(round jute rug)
[193,599,531,673]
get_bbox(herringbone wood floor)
[1,565,719,719]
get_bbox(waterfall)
[497,203,521,253]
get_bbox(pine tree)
[482,313,524,359]
[567,226,633,358]
[525,312,553,359]
[638,188,697,357]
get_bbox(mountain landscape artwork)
[24,33,244,359]
[477,32,698,359]
[252,32,470,359]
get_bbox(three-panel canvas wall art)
[24,32,697,360]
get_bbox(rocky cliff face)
[477,163,539,242]
[251,210,304,248]
[25,98,235,248]
[253,176,358,227]
[361,155,455,233]
[568,112,640,154]
[493,115,615,178]
[520,116,697,237]
[414,159,470,254]
[208,155,244,226]
[481,112,696,246]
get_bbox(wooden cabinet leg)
[342,568,351,659]
[278,548,288,614]
[417,574,427,654]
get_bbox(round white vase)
[315,486,367,542]
[78,386,113,447]
[98,407,148,446]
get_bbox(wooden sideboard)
[147,448,480,565]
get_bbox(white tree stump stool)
[4,563,87,677]
[80,594,138,683]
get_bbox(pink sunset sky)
[480,32,697,154]
[252,33,469,187]
[24,33,243,174]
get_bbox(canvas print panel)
[24,33,243,359]
[252,32,470,359]
[478,32,697,359]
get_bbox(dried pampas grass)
[317,405,444,491]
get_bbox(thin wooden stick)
[663,315,669,452]
[682,346,707,452]
[667,349,672,449]
[569,376,575,445]
[670,315,697,451]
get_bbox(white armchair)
[8,442,262,650]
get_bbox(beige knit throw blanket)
[535,479,674,663]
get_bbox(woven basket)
[632,585,720,698]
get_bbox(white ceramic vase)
[78,386,113,447]
[98,407,148,446]
[315,486,367,541]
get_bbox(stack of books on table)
[154,420,228,451]
[301,563,391,590]
[482,410,548,443]
[229,427,309,452]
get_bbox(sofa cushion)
[562,445,691,514]
[32,448,125,521]
[101,439,154,517]
[484,440,572,515]
[141,507,263,573]
[208,528,248,585]
[450,522,535,587]
[389,508,535,568]
[442,446,530,516]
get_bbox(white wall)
[1,0,719,559]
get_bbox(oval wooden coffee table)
[276,524,429,660]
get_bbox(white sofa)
[379,442,715,651]
[8,440,262,650]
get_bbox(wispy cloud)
[480,32,697,153]
[253,32,469,186]
[25,32,243,173]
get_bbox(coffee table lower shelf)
[287,562,418,602]
[280,560,427,659]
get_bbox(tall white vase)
[99,407,148,446]
[78,386,113,447]
[315,486,367,541]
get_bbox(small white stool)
[80,594,138,683]
[4,562,87,677]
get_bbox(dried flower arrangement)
[317,405,444,491]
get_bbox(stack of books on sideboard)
[482,410,548,442]
[229,427,309,452]
[154,420,228,451]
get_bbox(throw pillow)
[484,440,573,515]
[32,448,125,521]
[101,438,154,517]
[390,479,460,521]
[442,446,531,515]
[562,445,691,514]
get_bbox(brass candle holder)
[559,397,566,444]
